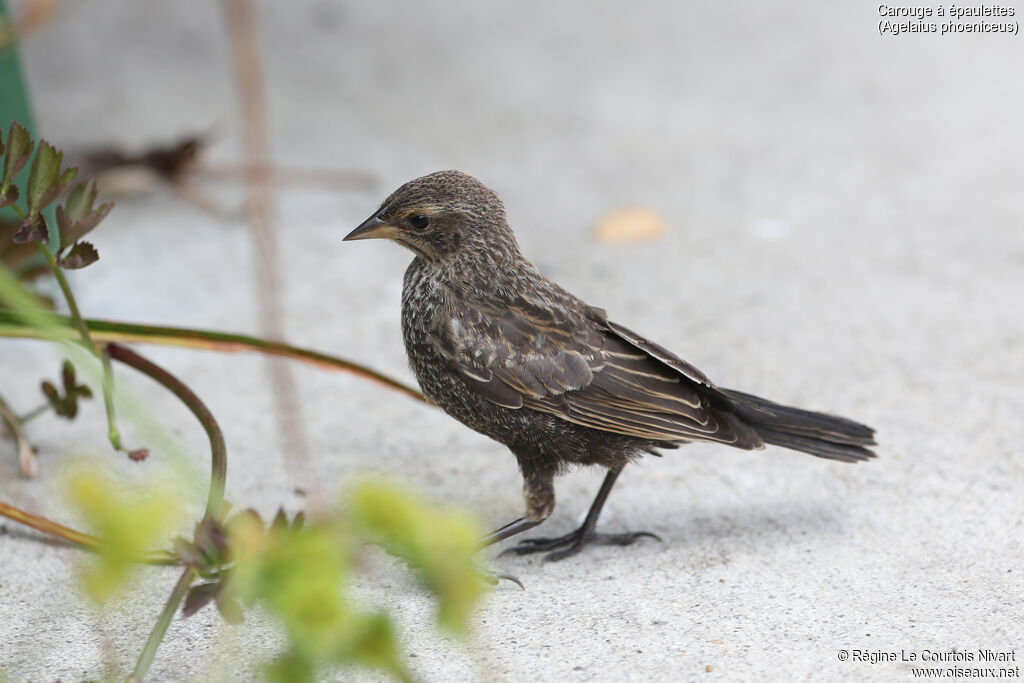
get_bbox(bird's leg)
[503,465,660,561]
[479,469,555,548]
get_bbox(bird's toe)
[501,527,661,561]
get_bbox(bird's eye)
[409,213,429,230]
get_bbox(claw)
[494,572,525,590]
[477,565,525,589]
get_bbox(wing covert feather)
[440,297,762,448]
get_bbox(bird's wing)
[441,294,602,410]
[442,297,762,448]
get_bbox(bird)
[343,170,876,561]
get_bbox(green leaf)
[226,513,356,678]
[39,359,93,418]
[262,525,352,657]
[61,357,76,388]
[56,179,113,250]
[66,462,182,602]
[338,612,410,682]
[40,380,59,407]
[222,484,482,680]
[264,653,314,683]
[0,121,33,204]
[25,140,77,215]
[215,593,245,625]
[271,507,289,534]
[349,480,487,635]
[57,240,99,270]
[62,178,98,221]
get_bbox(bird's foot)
[501,526,661,562]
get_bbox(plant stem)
[37,244,123,450]
[18,401,51,423]
[0,311,426,402]
[0,499,177,564]
[105,344,227,521]
[0,497,91,551]
[0,394,37,477]
[128,566,195,682]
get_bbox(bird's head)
[344,170,519,263]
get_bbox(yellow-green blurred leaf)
[226,513,354,661]
[223,482,484,680]
[338,612,410,682]
[264,653,314,683]
[65,463,181,602]
[349,480,487,635]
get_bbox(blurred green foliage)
[65,462,183,602]
[230,509,408,681]
[221,481,487,682]
[1,113,490,681]
[349,480,487,635]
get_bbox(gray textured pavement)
[1,2,1022,680]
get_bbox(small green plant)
[0,122,488,681]
[206,485,486,682]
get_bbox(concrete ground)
[2,1,1022,680]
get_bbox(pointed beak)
[344,212,399,242]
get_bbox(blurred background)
[2,1,1022,680]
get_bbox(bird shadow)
[498,500,853,569]
[667,501,850,545]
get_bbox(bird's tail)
[722,389,877,463]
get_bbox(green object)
[0,0,35,133]
[0,0,55,248]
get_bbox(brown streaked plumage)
[344,170,876,561]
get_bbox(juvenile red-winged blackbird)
[345,170,876,561]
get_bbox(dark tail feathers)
[723,389,877,463]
